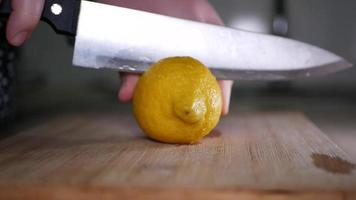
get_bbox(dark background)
[14,0,356,108]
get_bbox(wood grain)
[0,111,355,199]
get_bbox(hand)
[99,0,234,115]
[1,0,45,46]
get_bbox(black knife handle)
[0,0,81,36]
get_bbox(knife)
[0,0,352,80]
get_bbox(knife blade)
[0,0,352,80]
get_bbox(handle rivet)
[51,3,63,16]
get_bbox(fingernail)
[11,31,29,46]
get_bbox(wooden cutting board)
[0,111,355,200]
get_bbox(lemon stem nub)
[174,98,206,124]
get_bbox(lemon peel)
[133,57,222,144]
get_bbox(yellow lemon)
[133,57,222,144]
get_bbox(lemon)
[133,57,222,144]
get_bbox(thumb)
[6,0,45,46]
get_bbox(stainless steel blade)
[73,1,352,80]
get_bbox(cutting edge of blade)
[210,58,353,81]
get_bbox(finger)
[218,80,234,116]
[118,73,140,102]
[6,0,45,46]
[195,0,224,26]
